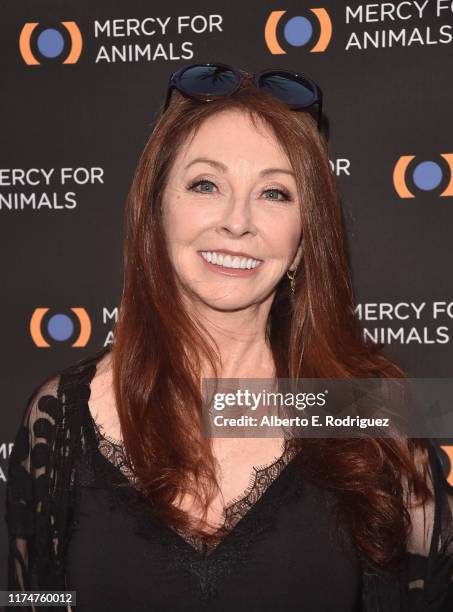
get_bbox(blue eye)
[187,179,292,202]
[263,188,290,201]
[188,179,216,193]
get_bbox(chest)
[67,437,363,611]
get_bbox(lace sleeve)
[5,374,62,606]
[406,441,453,610]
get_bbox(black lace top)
[5,349,453,611]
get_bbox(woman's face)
[161,109,303,312]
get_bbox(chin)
[198,296,255,312]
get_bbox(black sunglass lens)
[258,73,317,108]
[178,65,239,97]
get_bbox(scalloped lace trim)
[87,412,300,553]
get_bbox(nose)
[216,195,257,238]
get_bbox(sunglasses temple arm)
[162,81,176,114]
[317,92,323,132]
[162,84,173,113]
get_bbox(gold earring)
[286,268,297,294]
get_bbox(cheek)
[164,203,209,253]
[266,220,302,256]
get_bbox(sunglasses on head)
[162,62,323,131]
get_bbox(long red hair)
[109,76,431,570]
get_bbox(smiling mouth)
[198,250,263,270]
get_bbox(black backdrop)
[1,0,453,588]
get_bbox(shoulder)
[57,346,120,441]
[20,346,111,431]
[8,347,113,507]
[58,346,111,393]
[83,349,122,442]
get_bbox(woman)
[5,63,453,611]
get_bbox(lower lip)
[197,253,263,277]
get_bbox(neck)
[182,295,276,379]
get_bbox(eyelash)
[187,178,292,202]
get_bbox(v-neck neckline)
[78,356,304,560]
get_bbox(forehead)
[173,109,291,172]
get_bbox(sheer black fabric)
[5,348,453,611]
[65,418,362,611]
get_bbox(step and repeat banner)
[1,0,452,587]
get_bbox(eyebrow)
[184,157,295,178]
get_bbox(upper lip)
[198,248,262,261]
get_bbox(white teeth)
[200,251,261,269]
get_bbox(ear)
[289,239,303,272]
